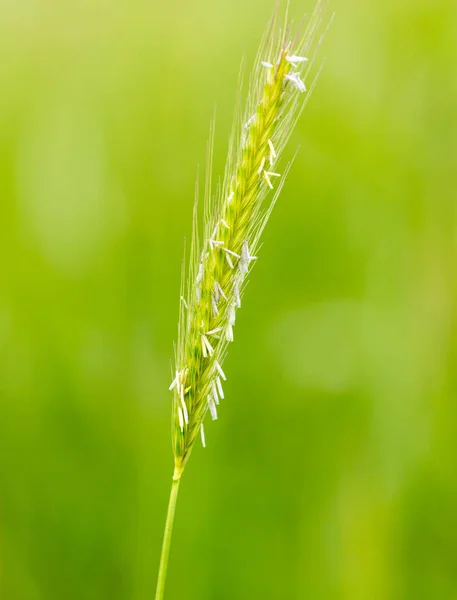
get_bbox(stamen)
[206,327,223,335]
[257,156,266,175]
[239,241,257,274]
[226,323,234,342]
[215,360,226,381]
[169,371,179,391]
[180,296,188,309]
[286,54,308,67]
[213,281,220,303]
[234,280,241,307]
[202,334,214,356]
[215,281,228,301]
[208,396,218,420]
[196,263,203,284]
[225,253,234,269]
[216,376,224,399]
[263,170,273,189]
[268,139,277,160]
[229,304,236,326]
[211,294,219,317]
[244,114,256,129]
[212,380,219,405]
[200,424,206,448]
[221,219,230,229]
[224,248,241,259]
[180,389,189,424]
[285,72,306,92]
[178,407,184,431]
[201,335,207,358]
[261,61,273,68]
[241,242,250,264]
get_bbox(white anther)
[169,371,179,391]
[215,361,226,381]
[234,280,241,308]
[239,241,257,274]
[241,241,250,264]
[201,335,207,358]
[226,323,234,342]
[180,390,189,424]
[224,248,241,259]
[211,294,219,317]
[212,380,219,405]
[228,304,236,326]
[196,263,203,284]
[208,396,218,420]
[264,171,280,189]
[214,281,220,304]
[216,376,224,399]
[215,281,228,301]
[202,334,214,356]
[268,139,277,166]
[200,424,206,448]
[285,72,306,92]
[206,327,223,335]
[178,407,184,431]
[257,156,266,175]
[263,171,273,189]
[244,114,256,129]
[286,54,308,67]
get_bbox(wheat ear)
[156,3,330,598]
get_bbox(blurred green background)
[1,0,456,598]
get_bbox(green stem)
[155,469,182,600]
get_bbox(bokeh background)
[1,0,456,598]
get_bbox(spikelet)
[170,2,330,477]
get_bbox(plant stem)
[155,469,182,600]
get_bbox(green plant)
[155,3,330,598]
